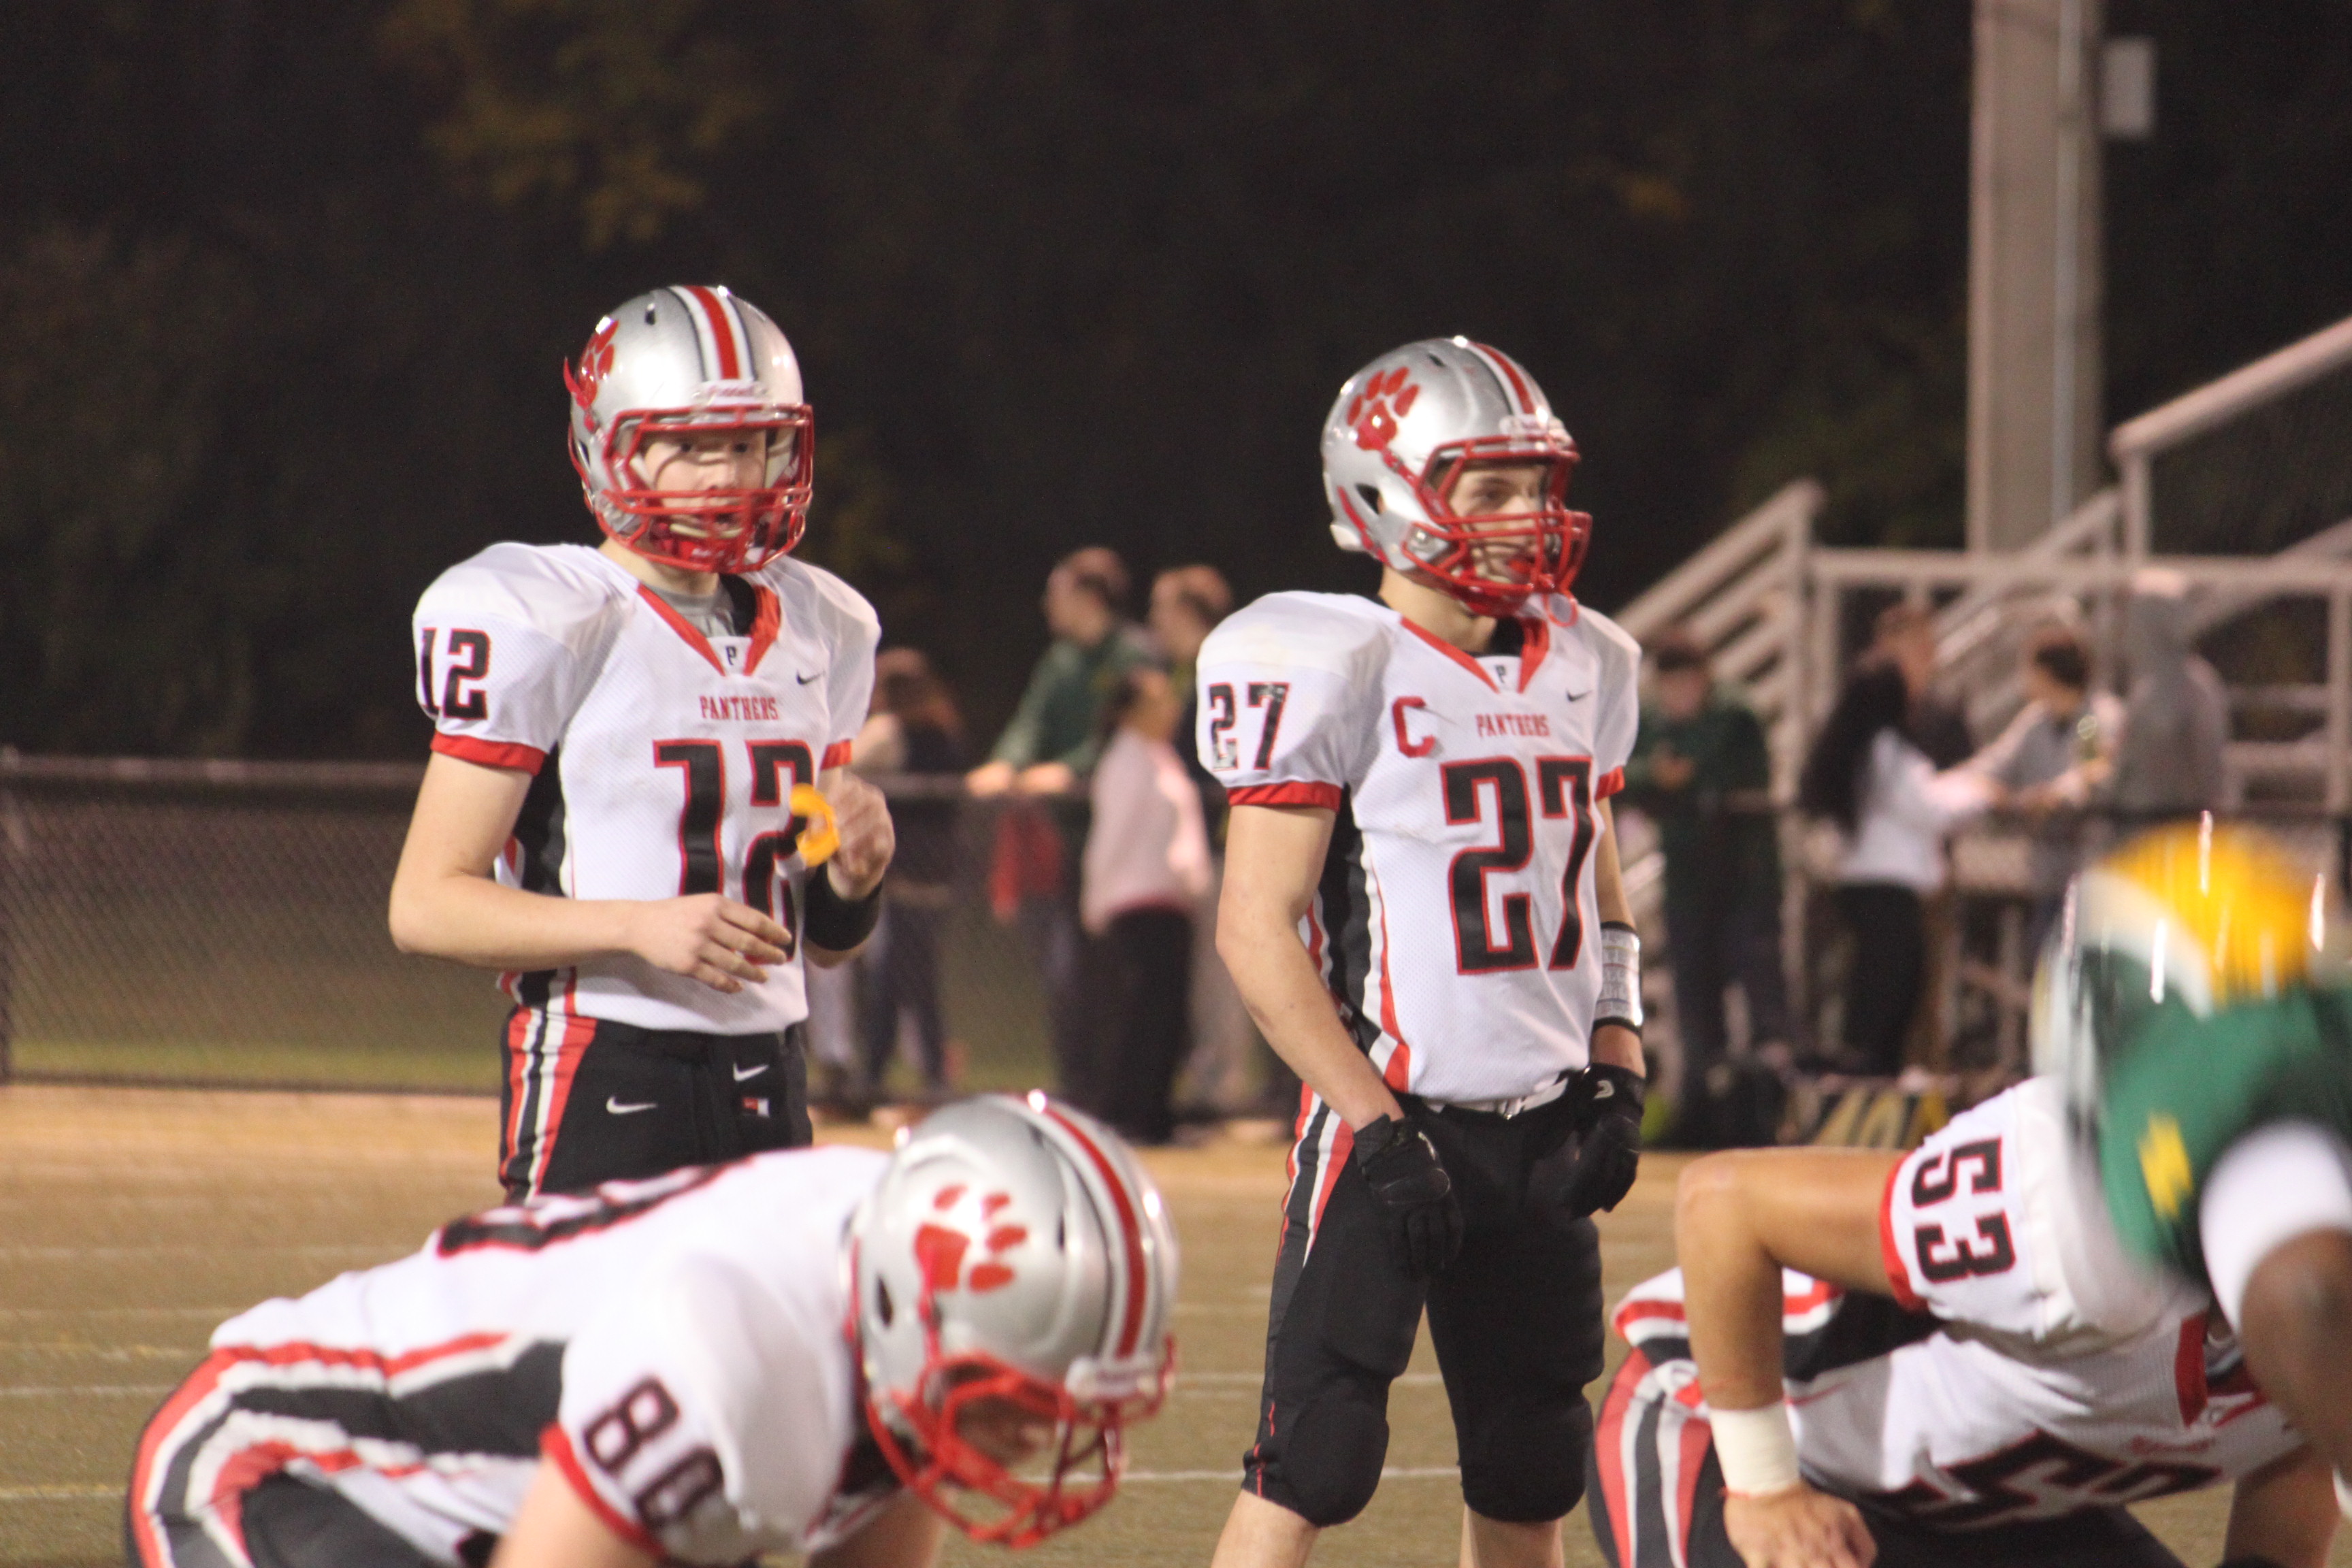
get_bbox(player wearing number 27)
[1200,339,1649,1568]
[391,287,894,1200]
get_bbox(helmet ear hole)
[875,1277,895,1329]
[1355,484,1384,513]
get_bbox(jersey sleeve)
[553,1254,841,1563]
[1579,607,1643,798]
[789,564,881,772]
[1879,1088,2042,1330]
[413,547,613,774]
[1194,595,1383,810]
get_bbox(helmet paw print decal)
[1348,367,1420,451]
[914,1183,1030,1295]
[566,317,620,416]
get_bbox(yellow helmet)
[2032,819,2334,1126]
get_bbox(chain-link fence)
[0,757,1112,1100]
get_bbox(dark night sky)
[2,1,2349,756]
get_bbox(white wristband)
[1597,922,1644,1031]
[1710,1401,1801,1497]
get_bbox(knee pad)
[1460,1398,1590,1525]
[1276,1390,1390,1527]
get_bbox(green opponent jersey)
[2100,986,2352,1285]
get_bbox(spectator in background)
[1148,564,1236,817]
[967,547,1157,796]
[1624,630,1789,1145]
[1961,625,2121,956]
[1872,600,1974,766]
[1081,665,1213,1145]
[1799,662,1995,1077]
[849,649,966,1101]
[2112,566,2230,826]
[968,546,1155,1106]
[1147,564,1264,1115]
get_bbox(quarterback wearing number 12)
[389,287,894,1200]
[1200,339,1648,1568]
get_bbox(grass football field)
[0,1085,2318,1567]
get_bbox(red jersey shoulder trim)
[1595,766,1625,800]
[431,734,547,774]
[822,740,854,770]
[542,1423,664,1556]
[1879,1160,1926,1311]
[1228,782,1343,810]
[743,583,782,676]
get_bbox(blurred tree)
[0,1,2345,756]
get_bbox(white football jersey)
[184,1148,894,1565]
[1610,1081,2299,1529]
[1196,591,1640,1102]
[412,543,879,1034]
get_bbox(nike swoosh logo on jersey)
[732,1060,770,1082]
[606,1097,658,1115]
[1563,687,1592,702]
[797,670,821,685]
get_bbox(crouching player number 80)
[127,1096,1177,1568]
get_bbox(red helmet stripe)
[1039,1104,1149,1360]
[679,285,744,379]
[1468,341,1537,414]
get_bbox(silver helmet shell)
[1320,337,1590,613]
[564,285,814,573]
[849,1094,1177,1545]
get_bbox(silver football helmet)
[1321,337,1590,613]
[564,285,814,573]
[848,1094,1178,1546]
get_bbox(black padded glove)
[1351,1115,1463,1279]
[1537,1064,1646,1217]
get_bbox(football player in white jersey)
[1200,339,1649,1568]
[1597,1077,2338,1568]
[389,286,894,1199]
[128,1095,1177,1568]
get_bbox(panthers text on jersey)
[1596,1081,2296,1565]
[411,542,879,1036]
[131,1148,896,1568]
[1195,591,1640,1105]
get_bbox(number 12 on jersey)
[1444,756,1598,975]
[652,738,815,956]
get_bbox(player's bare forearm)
[490,1460,656,1568]
[1219,803,1405,1132]
[1590,802,1645,1075]
[2240,1230,2352,1482]
[2223,1444,2337,1568]
[1676,1149,1901,1411]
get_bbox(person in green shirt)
[967,546,1158,796]
[1622,630,1788,1145]
[966,546,1156,1109]
[2038,821,2352,1507]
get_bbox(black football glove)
[1351,1114,1463,1279]
[1535,1064,1646,1217]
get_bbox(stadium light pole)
[1967,0,2108,553]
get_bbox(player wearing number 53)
[1594,1077,2335,1568]
[389,287,894,1200]
[127,1096,1178,1568]
[1200,339,1647,1568]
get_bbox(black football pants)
[497,1009,811,1200]
[1241,1089,1605,1528]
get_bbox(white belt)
[1423,1075,1572,1120]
